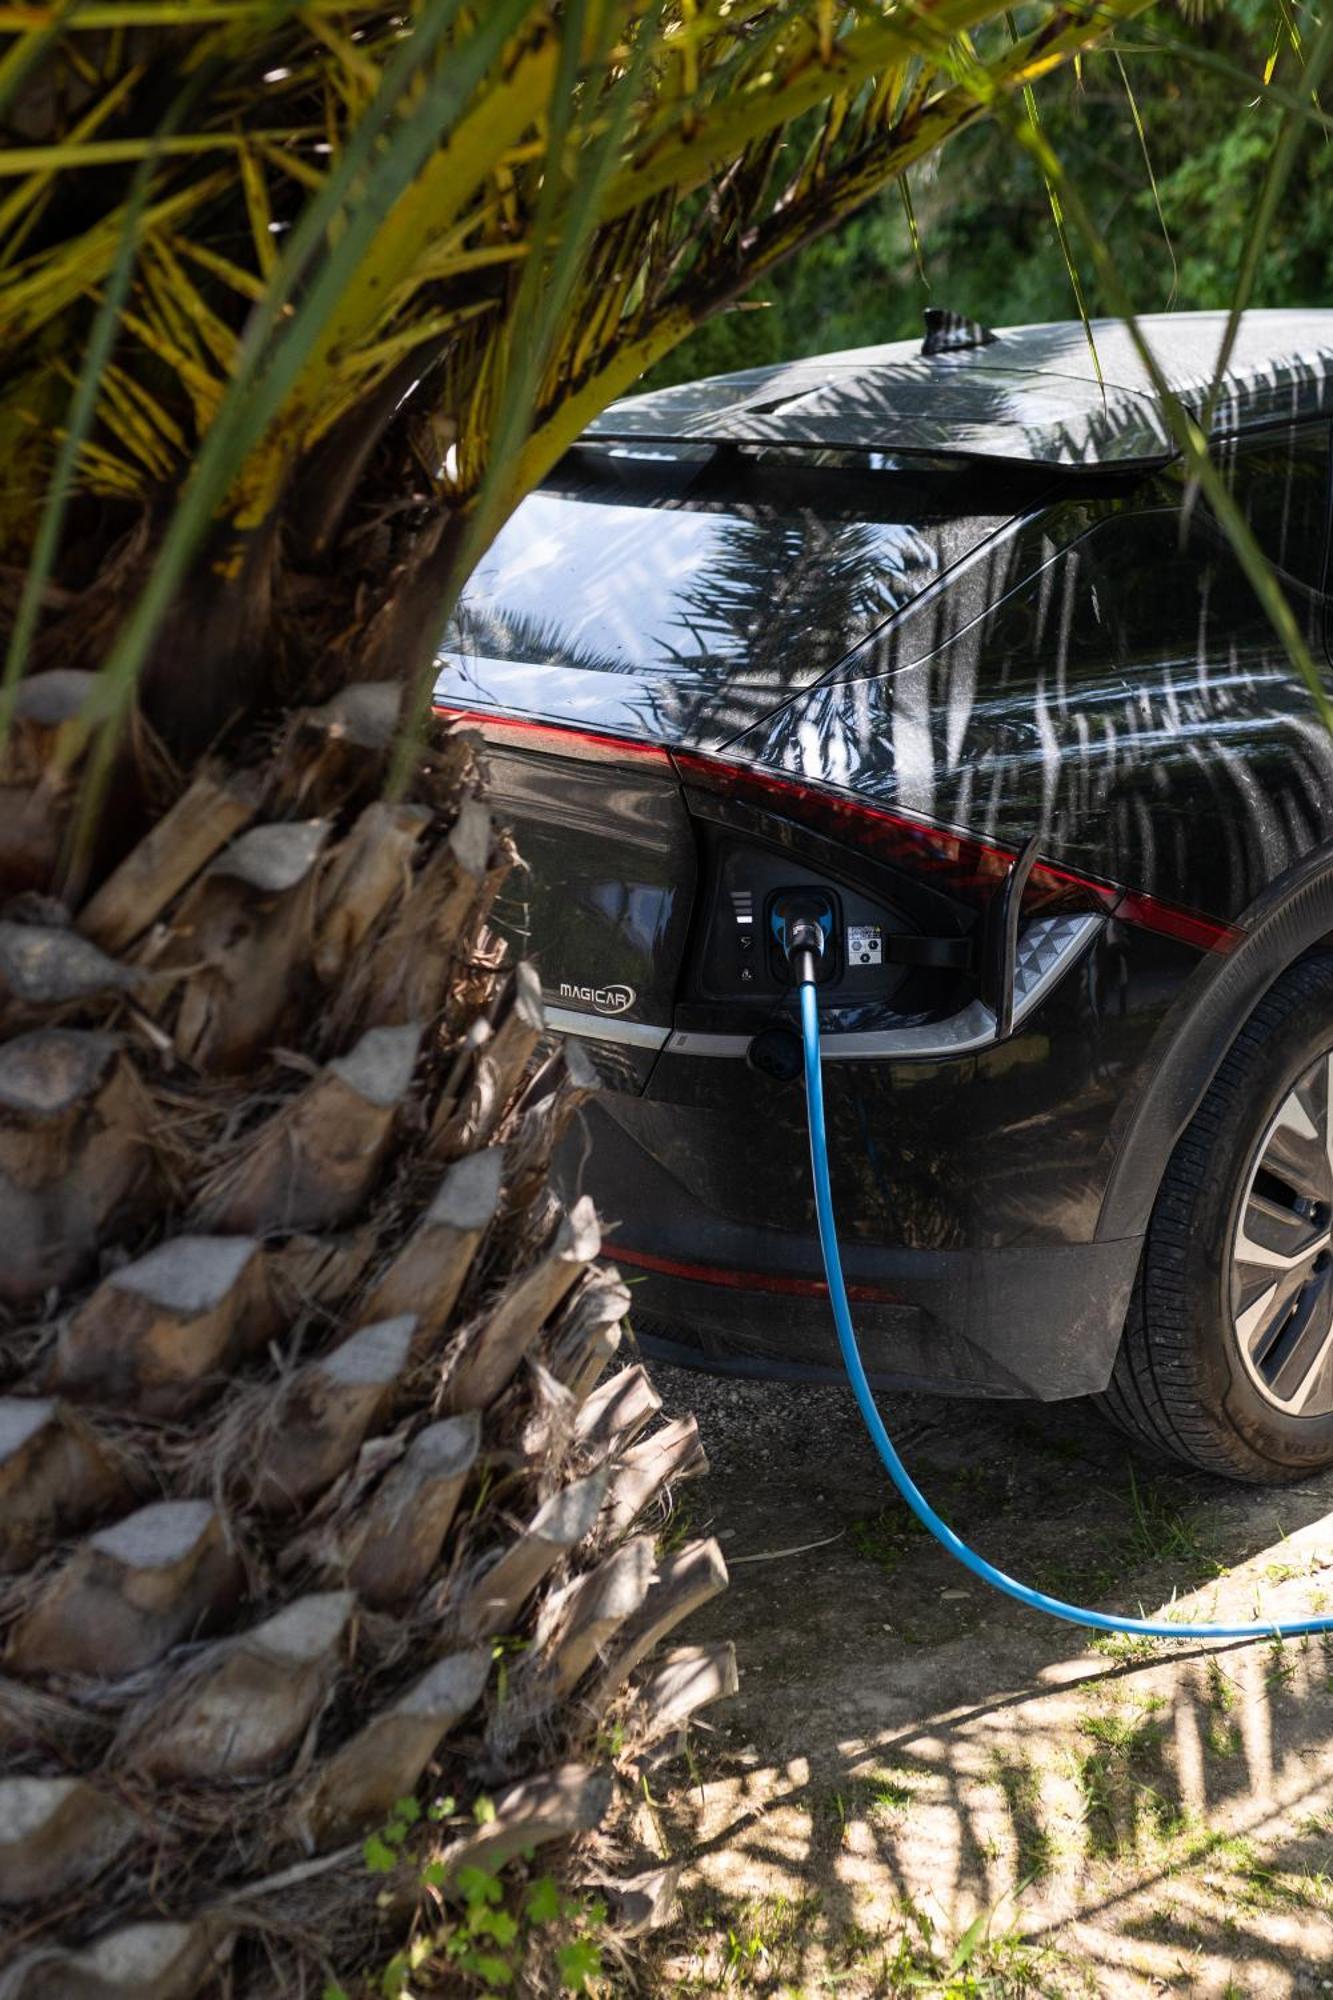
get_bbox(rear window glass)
[443,446,1024,690]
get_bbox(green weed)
[657,1496,697,1557]
[850,1503,923,1575]
[331,1794,609,1996]
[1124,1465,1205,1569]
[1202,1660,1242,1757]
[1088,1630,1162,1666]
[1034,1468,1216,1603]
[855,1767,918,1820]
[822,1768,918,1847]
[1073,1701,1185,1857]
[717,1893,820,1988]
[662,1882,1087,1996]
[871,1890,1083,1997]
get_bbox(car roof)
[585,309,1333,469]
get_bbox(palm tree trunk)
[0,673,730,1997]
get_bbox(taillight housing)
[673,750,1097,924]
[436,704,1242,960]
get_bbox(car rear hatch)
[433,438,1031,1084]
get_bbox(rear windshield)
[442,444,1029,690]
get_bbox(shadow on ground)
[633,1370,1333,1997]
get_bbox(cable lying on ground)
[796,972,1333,1643]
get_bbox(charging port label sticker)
[847,924,884,967]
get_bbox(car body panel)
[739,428,1333,922]
[481,739,696,1074]
[587,309,1333,467]
[432,310,1333,1400]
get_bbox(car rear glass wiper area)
[552,439,1059,516]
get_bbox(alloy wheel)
[1231,1052,1333,1415]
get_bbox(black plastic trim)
[1098,843,1333,1242]
[987,833,1040,1038]
[623,1235,1145,1400]
[884,933,974,969]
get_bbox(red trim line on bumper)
[608,1241,902,1303]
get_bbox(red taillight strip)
[435,704,673,768]
[433,704,1243,955]
[1112,890,1241,956]
[673,747,1098,907]
[608,1241,902,1303]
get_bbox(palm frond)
[1197,1,1333,435]
[0,0,1171,824]
[998,84,1333,737]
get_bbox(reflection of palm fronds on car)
[445,602,630,682]
[661,513,925,683]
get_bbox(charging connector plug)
[772,891,835,986]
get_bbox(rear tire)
[1099,953,1333,1483]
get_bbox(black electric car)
[434,308,1333,1485]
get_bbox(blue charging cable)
[798,974,1333,1642]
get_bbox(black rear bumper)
[549,923,1214,1401]
[569,1100,1144,1400]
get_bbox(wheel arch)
[1097,842,1333,1243]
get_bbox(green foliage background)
[649,0,1333,389]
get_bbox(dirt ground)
[631,1365,1333,1998]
